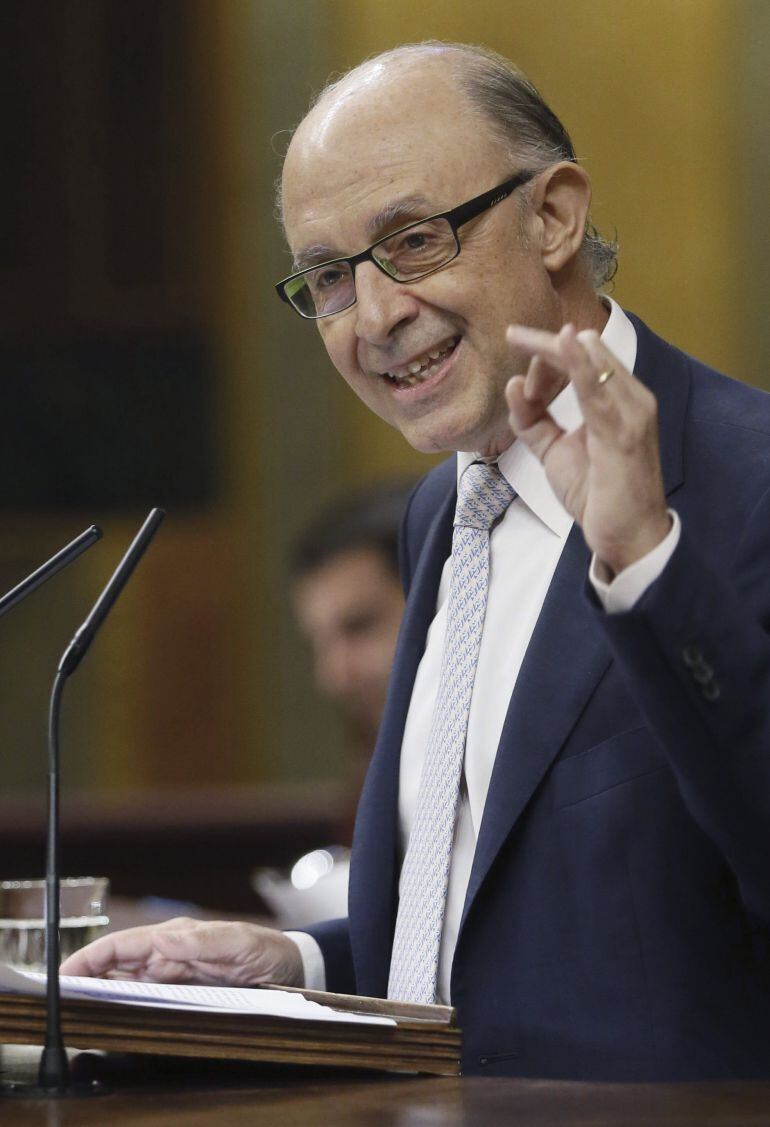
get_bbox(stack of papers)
[0,962,460,1075]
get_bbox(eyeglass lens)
[288,217,458,317]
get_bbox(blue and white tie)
[387,461,515,1004]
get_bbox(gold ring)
[597,368,615,385]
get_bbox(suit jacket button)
[701,681,721,702]
[692,660,715,684]
[682,645,702,667]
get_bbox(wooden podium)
[0,980,460,1077]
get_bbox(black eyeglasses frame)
[275,168,537,320]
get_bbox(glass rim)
[0,876,108,890]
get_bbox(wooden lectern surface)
[2,1047,770,1126]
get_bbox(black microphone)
[58,508,166,677]
[0,526,102,619]
[38,507,165,1096]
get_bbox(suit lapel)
[460,524,610,926]
[460,314,689,930]
[627,312,688,497]
[349,483,455,994]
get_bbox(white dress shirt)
[290,299,680,997]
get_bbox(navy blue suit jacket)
[309,315,770,1080]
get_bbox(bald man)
[64,43,770,1081]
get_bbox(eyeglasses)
[275,169,536,320]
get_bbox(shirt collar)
[457,298,638,538]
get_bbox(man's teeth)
[388,341,456,387]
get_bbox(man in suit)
[63,42,770,1080]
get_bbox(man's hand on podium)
[59,916,305,987]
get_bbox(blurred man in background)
[289,482,411,788]
[254,483,411,925]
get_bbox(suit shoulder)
[630,311,770,438]
[630,313,770,492]
[687,357,770,441]
[678,351,770,493]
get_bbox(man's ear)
[530,162,592,274]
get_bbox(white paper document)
[0,962,394,1027]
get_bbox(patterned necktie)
[387,461,515,1004]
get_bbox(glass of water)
[0,877,109,971]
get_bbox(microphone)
[58,508,166,677]
[0,526,102,619]
[38,507,166,1096]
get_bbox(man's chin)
[394,411,472,455]
[397,416,513,458]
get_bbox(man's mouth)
[384,336,460,389]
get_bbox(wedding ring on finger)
[597,368,615,386]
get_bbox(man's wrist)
[283,931,326,991]
[590,510,681,613]
[593,510,673,580]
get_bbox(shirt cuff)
[283,931,327,991]
[589,510,681,614]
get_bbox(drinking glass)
[0,877,109,971]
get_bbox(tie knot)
[455,461,515,530]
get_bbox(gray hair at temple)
[281,40,618,290]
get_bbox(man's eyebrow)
[291,196,438,271]
[292,244,339,270]
[366,196,435,239]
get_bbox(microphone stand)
[36,668,73,1092]
[0,525,102,1099]
[1,509,165,1099]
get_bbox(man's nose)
[316,642,359,699]
[353,261,419,344]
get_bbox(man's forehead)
[302,55,463,142]
[285,60,487,186]
[283,68,500,255]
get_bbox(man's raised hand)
[505,322,671,578]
